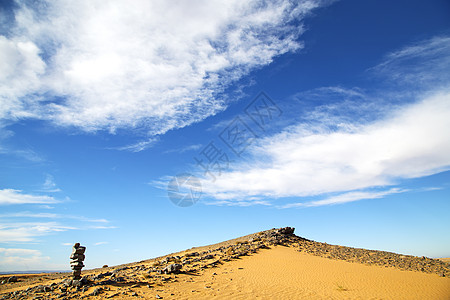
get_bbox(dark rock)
[101,279,116,285]
[96,271,113,279]
[112,267,128,274]
[71,279,82,287]
[163,263,182,274]
[70,253,85,260]
[7,276,18,283]
[61,279,72,287]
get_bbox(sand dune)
[162,246,449,299]
[1,227,449,299]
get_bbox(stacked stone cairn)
[70,243,86,280]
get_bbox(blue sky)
[1,0,450,272]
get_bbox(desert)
[1,227,449,299]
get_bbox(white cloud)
[89,225,117,230]
[0,189,59,205]
[1,0,327,135]
[204,199,272,207]
[192,35,450,205]
[371,36,450,89]
[0,222,74,242]
[0,36,45,120]
[0,220,115,243]
[0,247,41,256]
[280,188,406,208]
[201,91,450,202]
[0,211,109,223]
[163,144,203,154]
[94,241,108,246]
[0,247,65,272]
[111,137,159,152]
[41,174,61,192]
[0,147,45,162]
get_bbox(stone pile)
[70,243,86,280]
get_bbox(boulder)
[277,227,295,235]
[163,263,182,274]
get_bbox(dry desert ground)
[1,227,449,299]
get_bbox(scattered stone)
[103,265,109,268]
[297,237,450,277]
[7,276,18,283]
[155,294,162,299]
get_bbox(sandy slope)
[160,246,450,299]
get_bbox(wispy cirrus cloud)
[0,219,115,243]
[94,241,108,246]
[0,189,60,205]
[0,247,65,272]
[371,35,450,89]
[40,174,61,193]
[0,0,329,136]
[279,188,407,208]
[0,211,109,223]
[163,144,203,154]
[0,189,114,243]
[0,222,74,242]
[109,137,159,152]
[0,147,44,162]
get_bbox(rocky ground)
[297,239,449,277]
[0,227,448,299]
